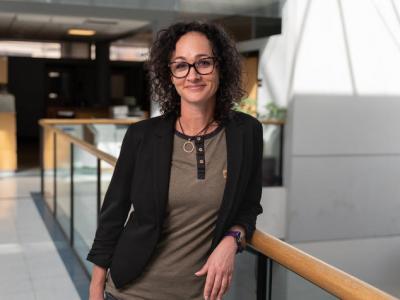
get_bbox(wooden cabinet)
[0,112,17,171]
[0,57,7,84]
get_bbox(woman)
[88,21,263,300]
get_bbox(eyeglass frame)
[168,56,217,79]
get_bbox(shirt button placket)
[195,137,206,179]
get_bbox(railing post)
[278,124,285,185]
[257,253,267,300]
[266,257,273,300]
[40,125,44,195]
[70,143,74,246]
[97,158,101,225]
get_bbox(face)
[170,31,219,107]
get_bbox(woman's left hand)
[195,236,237,300]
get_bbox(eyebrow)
[172,54,212,61]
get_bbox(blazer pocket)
[110,220,159,288]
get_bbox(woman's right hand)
[89,288,104,300]
[89,265,107,300]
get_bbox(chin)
[181,93,211,104]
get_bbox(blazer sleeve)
[232,120,263,242]
[87,124,138,268]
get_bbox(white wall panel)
[258,187,287,238]
[287,155,400,242]
[294,236,400,297]
[292,95,400,155]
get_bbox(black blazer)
[87,110,263,289]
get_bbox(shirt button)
[197,137,201,141]
[199,147,203,152]
[199,159,204,164]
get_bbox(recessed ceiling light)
[68,29,96,36]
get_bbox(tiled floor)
[0,171,81,300]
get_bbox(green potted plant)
[265,102,286,122]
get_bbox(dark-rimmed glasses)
[169,57,216,78]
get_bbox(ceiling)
[0,0,281,45]
[0,12,151,43]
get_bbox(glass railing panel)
[55,124,84,139]
[55,133,71,239]
[43,127,55,212]
[262,123,284,187]
[73,146,98,273]
[100,160,114,207]
[224,249,258,300]
[56,123,130,157]
[86,124,129,157]
[270,262,338,300]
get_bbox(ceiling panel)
[0,11,150,41]
[16,13,50,23]
[52,16,86,25]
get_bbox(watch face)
[237,234,242,243]
[230,231,241,241]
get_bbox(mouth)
[186,84,206,89]
[185,85,206,91]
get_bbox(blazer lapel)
[152,114,175,226]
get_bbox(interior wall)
[272,0,400,296]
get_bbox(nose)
[186,65,200,81]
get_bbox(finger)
[195,262,208,276]
[204,269,216,300]
[217,275,229,299]
[227,274,233,287]
[210,273,223,300]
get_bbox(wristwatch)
[225,230,244,253]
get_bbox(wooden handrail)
[39,118,144,125]
[40,117,284,126]
[250,230,398,300]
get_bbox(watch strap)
[224,230,244,253]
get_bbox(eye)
[174,62,188,70]
[196,59,212,68]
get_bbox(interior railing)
[39,118,398,300]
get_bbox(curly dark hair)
[147,21,245,122]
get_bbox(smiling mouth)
[185,85,206,89]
